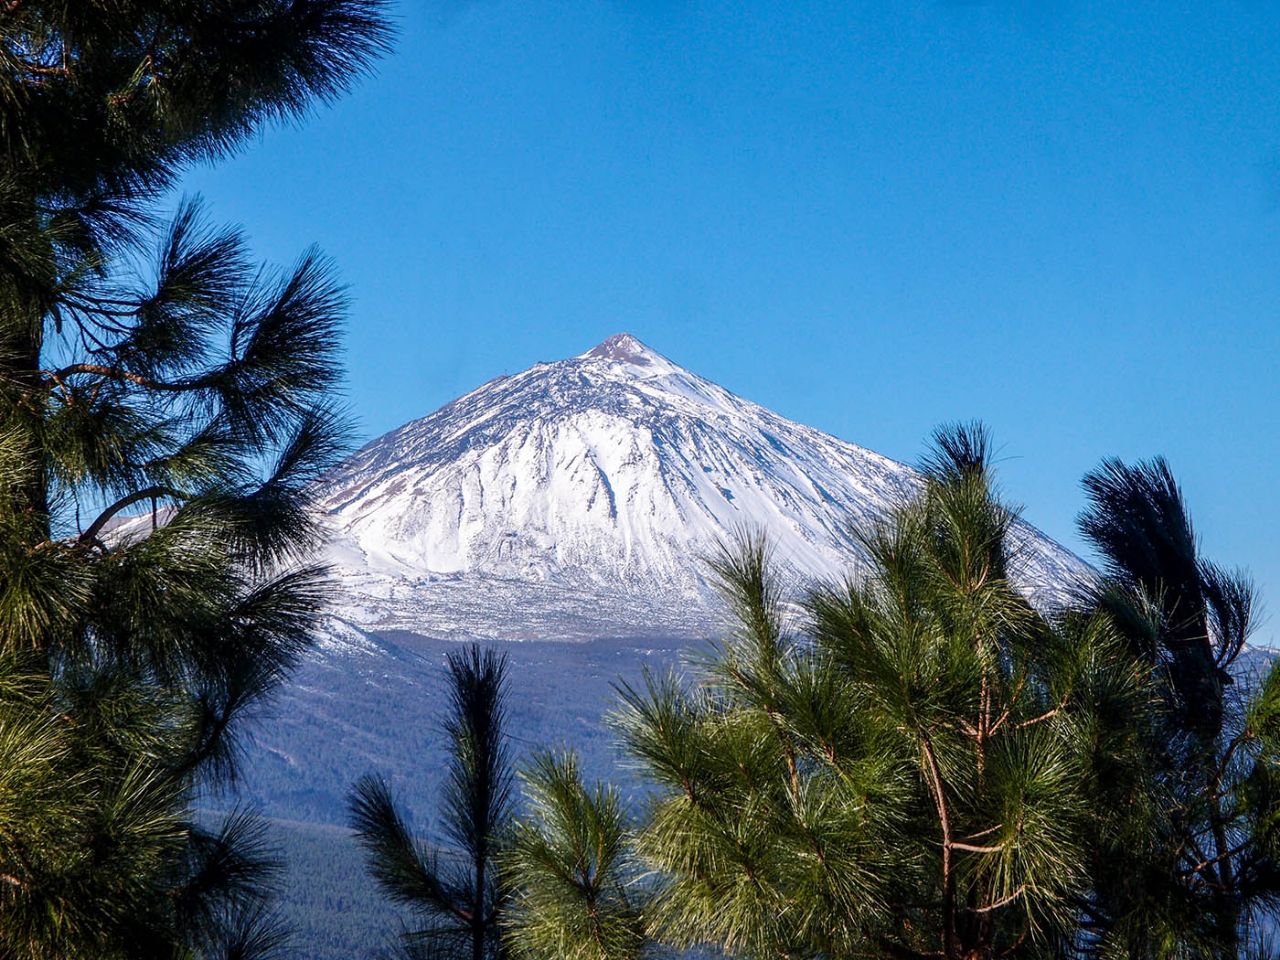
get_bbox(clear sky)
[176,0,1280,644]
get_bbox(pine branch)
[966,885,1026,914]
[46,363,198,390]
[79,484,188,543]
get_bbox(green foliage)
[0,2,389,956]
[350,645,514,960]
[502,751,643,960]
[504,424,1157,960]
[0,648,295,960]
[1077,456,1278,958]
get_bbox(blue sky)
[177,0,1280,643]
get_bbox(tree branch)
[1014,704,1063,730]
[919,731,957,958]
[80,485,187,543]
[967,884,1025,913]
[1180,836,1252,878]
[47,363,217,393]
[951,841,1005,854]
[50,363,158,389]
[996,925,1030,957]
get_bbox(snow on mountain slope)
[314,334,1091,641]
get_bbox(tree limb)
[80,485,187,543]
[47,363,217,393]
[967,885,1025,914]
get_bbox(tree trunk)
[0,213,52,551]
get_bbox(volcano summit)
[314,333,1089,644]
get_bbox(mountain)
[314,333,1090,644]
[228,334,1094,959]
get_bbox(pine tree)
[350,645,515,960]
[501,751,643,960]
[505,424,1150,960]
[1076,458,1280,957]
[0,3,390,957]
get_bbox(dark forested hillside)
[269,818,407,959]
[214,632,694,957]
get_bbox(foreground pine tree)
[350,645,514,960]
[1076,458,1280,958]
[501,751,642,960]
[505,425,1151,960]
[0,3,389,957]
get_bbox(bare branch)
[80,485,188,544]
[1014,705,1063,730]
[967,885,1026,914]
[951,841,1005,854]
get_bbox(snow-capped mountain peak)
[581,331,665,366]
[316,336,1090,641]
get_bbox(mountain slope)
[315,333,1089,641]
